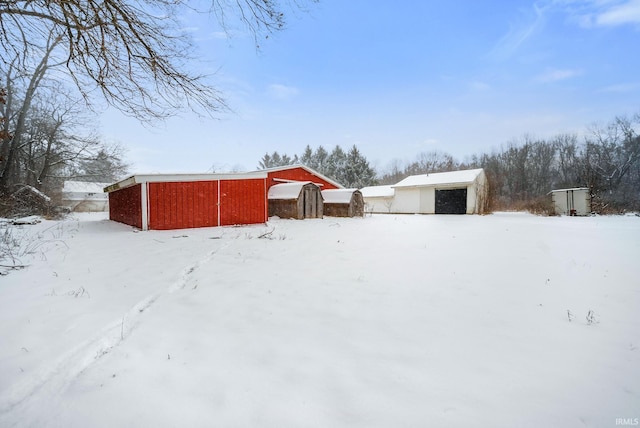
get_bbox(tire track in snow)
[0,238,236,422]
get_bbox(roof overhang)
[392,180,475,189]
[104,172,268,193]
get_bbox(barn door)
[435,188,467,214]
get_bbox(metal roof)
[392,168,484,188]
[103,172,268,193]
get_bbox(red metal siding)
[220,179,268,226]
[267,167,339,190]
[148,181,218,230]
[108,184,143,229]
[146,179,266,230]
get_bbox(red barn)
[104,173,268,231]
[260,165,343,191]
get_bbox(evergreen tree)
[344,145,377,188]
[75,146,129,183]
[325,146,347,184]
[258,151,297,169]
[300,145,314,168]
[314,146,329,174]
[258,152,272,169]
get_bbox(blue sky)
[101,0,640,174]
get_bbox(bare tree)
[0,0,319,121]
[527,138,556,196]
[1,56,125,195]
[379,158,405,185]
[554,133,582,188]
[0,35,63,188]
[584,115,640,209]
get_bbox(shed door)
[302,186,321,218]
[435,188,467,214]
[352,193,364,217]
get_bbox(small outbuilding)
[321,189,364,217]
[268,182,323,219]
[392,168,488,214]
[360,185,396,214]
[104,172,268,230]
[549,187,591,216]
[62,181,110,212]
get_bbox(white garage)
[391,168,488,215]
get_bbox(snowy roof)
[393,168,484,188]
[268,182,312,200]
[63,181,111,193]
[14,185,51,202]
[254,164,344,189]
[321,189,358,204]
[549,187,590,193]
[104,172,268,192]
[360,185,395,198]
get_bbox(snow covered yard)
[1,212,639,427]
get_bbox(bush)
[512,196,556,216]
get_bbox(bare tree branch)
[0,0,318,120]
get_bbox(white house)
[360,185,396,213]
[549,187,591,216]
[391,168,488,214]
[62,181,110,212]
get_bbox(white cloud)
[596,0,640,25]
[535,68,583,82]
[561,0,640,28]
[266,84,300,100]
[488,3,548,59]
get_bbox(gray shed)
[549,188,591,216]
[268,182,323,219]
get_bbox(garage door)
[435,188,467,214]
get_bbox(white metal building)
[391,168,488,214]
[360,185,396,213]
[549,187,591,216]
[62,181,110,212]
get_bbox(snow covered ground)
[0,212,639,427]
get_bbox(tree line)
[260,113,639,213]
[378,114,640,213]
[259,144,377,189]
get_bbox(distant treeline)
[260,113,640,213]
[379,114,640,213]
